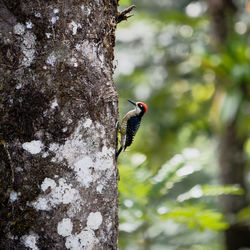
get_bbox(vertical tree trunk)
[0,0,119,249]
[218,122,250,250]
[208,1,250,249]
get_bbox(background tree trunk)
[0,0,119,249]
[208,0,250,249]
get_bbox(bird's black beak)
[128,99,136,106]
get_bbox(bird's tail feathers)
[116,135,126,158]
[116,146,123,158]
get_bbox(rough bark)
[208,1,250,249]
[0,0,119,249]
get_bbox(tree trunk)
[218,122,250,250]
[208,1,250,249]
[0,0,119,249]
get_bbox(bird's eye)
[139,104,142,108]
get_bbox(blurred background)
[114,0,250,249]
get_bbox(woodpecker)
[116,100,148,157]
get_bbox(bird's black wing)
[124,116,141,149]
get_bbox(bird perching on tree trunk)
[116,100,147,157]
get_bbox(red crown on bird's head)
[137,102,148,114]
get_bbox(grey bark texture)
[208,0,250,249]
[0,0,120,249]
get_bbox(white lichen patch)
[83,118,92,128]
[22,233,39,250]
[32,197,50,211]
[69,21,82,35]
[62,127,68,132]
[51,16,59,24]
[41,177,56,192]
[22,32,36,47]
[49,120,89,165]
[21,31,36,67]
[75,43,81,51]
[73,157,93,188]
[31,118,115,242]
[13,23,37,67]
[51,98,59,109]
[46,52,57,66]
[65,229,98,250]
[87,212,103,230]
[95,146,114,171]
[46,33,52,39]
[32,178,81,211]
[53,8,60,14]
[50,9,60,25]
[57,218,73,237]
[48,119,115,189]
[15,167,23,172]
[81,4,91,16]
[34,12,41,18]
[13,23,25,35]
[96,184,103,193]
[22,140,44,154]
[42,152,49,158]
[26,21,33,29]
[9,191,18,202]
[16,83,22,89]
[76,41,95,59]
[69,57,78,67]
[74,41,104,69]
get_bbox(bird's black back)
[125,115,141,149]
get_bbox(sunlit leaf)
[119,0,132,6]
[149,149,201,198]
[178,184,244,202]
[237,207,250,223]
[202,185,244,196]
[161,206,228,231]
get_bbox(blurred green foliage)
[119,0,132,6]
[237,206,250,223]
[115,0,250,249]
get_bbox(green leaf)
[202,185,244,196]
[237,207,250,223]
[119,0,132,6]
[161,205,228,231]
